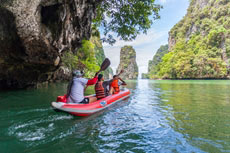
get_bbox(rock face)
[116,46,138,80]
[0,0,99,89]
[159,0,230,79]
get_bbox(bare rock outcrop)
[0,0,99,89]
[116,46,138,80]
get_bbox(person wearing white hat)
[67,70,99,104]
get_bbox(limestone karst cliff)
[152,0,230,79]
[116,46,138,80]
[0,0,99,89]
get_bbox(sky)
[102,0,190,75]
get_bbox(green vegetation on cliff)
[62,35,113,78]
[148,45,169,79]
[91,36,113,79]
[62,40,100,78]
[141,73,149,79]
[153,0,230,79]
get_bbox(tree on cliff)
[94,0,161,44]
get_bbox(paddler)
[94,70,125,99]
[94,74,106,100]
[109,70,126,95]
[67,70,99,104]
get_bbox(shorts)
[79,97,89,104]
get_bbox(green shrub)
[62,40,100,78]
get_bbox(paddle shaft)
[84,58,110,91]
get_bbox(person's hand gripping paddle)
[84,58,111,91]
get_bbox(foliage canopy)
[94,0,162,44]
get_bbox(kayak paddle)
[99,58,111,72]
[84,58,111,91]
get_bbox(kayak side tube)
[51,89,131,116]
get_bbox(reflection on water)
[151,80,230,153]
[0,80,230,152]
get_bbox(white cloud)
[103,29,166,48]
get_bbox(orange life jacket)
[95,81,105,99]
[110,79,120,94]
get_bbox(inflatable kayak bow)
[51,89,130,116]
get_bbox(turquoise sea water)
[0,80,230,153]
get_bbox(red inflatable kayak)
[51,89,130,116]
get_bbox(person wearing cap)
[67,70,99,104]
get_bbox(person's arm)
[87,77,98,85]
[117,69,124,77]
[86,71,99,85]
[118,77,127,85]
[102,80,109,87]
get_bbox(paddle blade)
[100,58,111,71]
